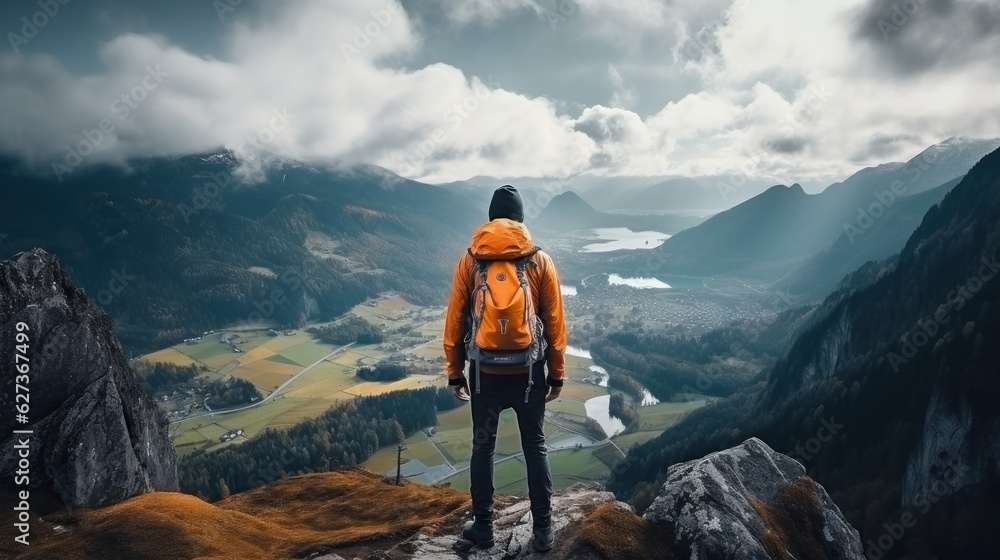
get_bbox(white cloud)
[0,0,998,185]
[607,64,637,109]
[437,0,671,42]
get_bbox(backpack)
[464,249,547,400]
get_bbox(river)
[583,395,626,437]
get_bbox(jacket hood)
[469,219,537,259]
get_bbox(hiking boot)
[462,520,494,549]
[533,524,554,552]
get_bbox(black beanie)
[488,185,524,223]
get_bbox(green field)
[634,398,709,431]
[436,443,622,494]
[151,296,710,482]
[364,430,449,474]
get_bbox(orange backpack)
[464,250,547,400]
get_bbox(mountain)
[776,176,963,299]
[0,151,482,354]
[613,182,820,277]
[823,137,1000,201]
[8,444,862,559]
[611,137,1000,280]
[575,175,775,211]
[461,174,773,214]
[0,249,177,508]
[611,146,1000,559]
[537,191,606,229]
[535,191,706,234]
[0,256,863,558]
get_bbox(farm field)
[148,293,710,486]
[364,343,710,496]
[434,443,622,495]
[147,294,451,457]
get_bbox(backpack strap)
[466,248,492,395]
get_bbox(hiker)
[444,185,567,552]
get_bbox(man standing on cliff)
[444,185,567,552]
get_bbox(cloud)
[436,0,551,26]
[607,63,637,109]
[848,133,922,161]
[0,0,999,186]
[765,137,809,154]
[435,0,671,41]
[0,1,597,182]
[852,0,1000,75]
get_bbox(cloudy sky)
[2,0,999,185]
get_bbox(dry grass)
[342,376,436,397]
[140,348,199,367]
[750,477,833,560]
[19,469,469,560]
[238,345,277,362]
[579,502,676,560]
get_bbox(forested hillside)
[611,148,1000,559]
[179,386,461,501]
[0,152,481,354]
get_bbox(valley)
[145,284,717,494]
[142,223,758,494]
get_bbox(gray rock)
[643,437,863,560]
[403,482,619,559]
[902,373,997,508]
[0,249,178,507]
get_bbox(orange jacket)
[444,219,567,384]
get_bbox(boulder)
[0,249,177,508]
[643,437,864,559]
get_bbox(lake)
[580,228,671,253]
[588,365,608,387]
[583,395,626,437]
[607,274,672,289]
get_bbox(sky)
[1,0,999,186]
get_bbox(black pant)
[469,361,551,528]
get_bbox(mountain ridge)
[0,150,483,354]
[611,145,1000,559]
[609,137,1000,280]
